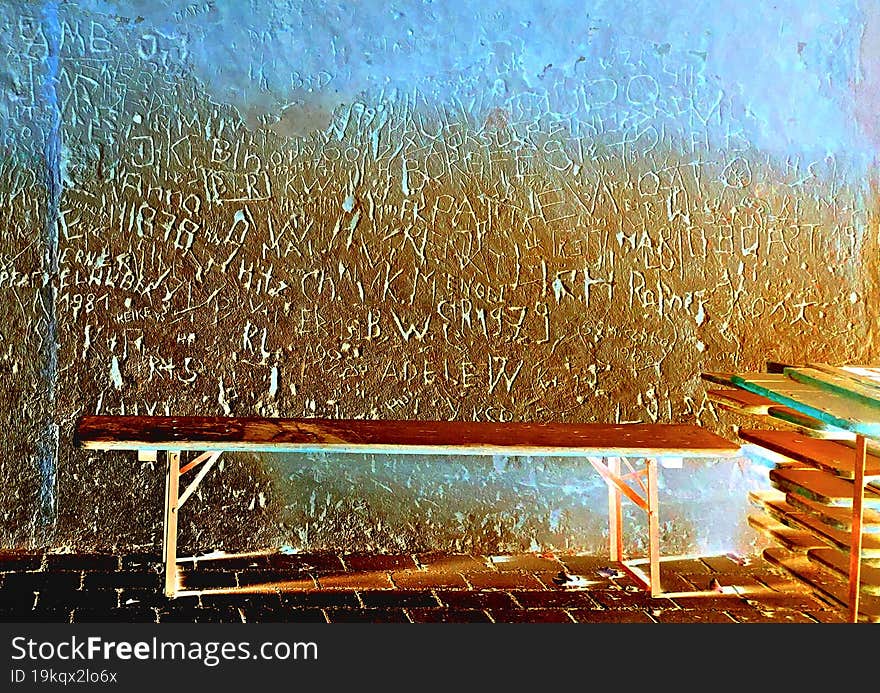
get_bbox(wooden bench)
[74,415,741,598]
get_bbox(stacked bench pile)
[74,415,740,599]
[704,363,880,623]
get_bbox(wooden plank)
[737,429,880,479]
[731,372,880,437]
[840,365,880,390]
[740,443,807,469]
[786,366,880,409]
[706,388,778,415]
[762,546,880,622]
[808,547,880,596]
[769,467,880,508]
[748,488,786,508]
[809,363,880,395]
[785,492,880,533]
[763,499,880,559]
[829,435,880,459]
[765,406,853,440]
[704,371,779,387]
[700,372,736,387]
[766,361,799,374]
[74,416,741,458]
[762,498,821,530]
[841,365,880,379]
[747,512,826,553]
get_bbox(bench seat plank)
[699,371,736,387]
[731,373,880,437]
[762,547,880,622]
[763,499,880,559]
[706,388,778,414]
[738,429,880,479]
[786,493,880,533]
[747,511,825,553]
[765,406,854,439]
[75,416,741,458]
[808,547,880,595]
[768,467,880,509]
[786,366,880,409]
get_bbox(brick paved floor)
[0,549,850,623]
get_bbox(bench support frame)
[158,450,675,599]
[159,449,224,597]
[161,450,180,598]
[590,456,663,596]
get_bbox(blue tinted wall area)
[1,0,878,557]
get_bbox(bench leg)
[607,457,623,562]
[162,450,181,598]
[646,457,661,597]
[848,435,867,623]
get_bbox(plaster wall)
[2,0,879,558]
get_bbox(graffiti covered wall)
[2,0,879,557]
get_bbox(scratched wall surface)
[0,3,55,547]
[3,0,880,557]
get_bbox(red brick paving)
[0,549,852,623]
[391,568,469,589]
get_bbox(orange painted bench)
[74,415,741,598]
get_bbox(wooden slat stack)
[703,363,880,622]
